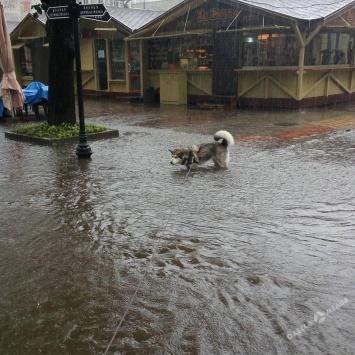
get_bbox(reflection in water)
[0,101,355,354]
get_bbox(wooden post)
[293,23,306,101]
[297,47,305,100]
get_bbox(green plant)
[13,122,106,139]
[31,1,48,19]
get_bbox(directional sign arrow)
[46,6,70,20]
[79,4,106,17]
[79,4,111,22]
[46,4,111,22]
[81,11,111,22]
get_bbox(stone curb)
[4,129,119,146]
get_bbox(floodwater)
[0,99,354,355]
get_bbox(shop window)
[19,45,33,76]
[316,32,351,65]
[241,31,352,67]
[129,41,140,74]
[148,35,213,70]
[110,38,125,80]
[148,39,168,70]
[241,33,298,67]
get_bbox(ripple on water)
[1,117,354,354]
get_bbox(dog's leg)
[187,150,195,166]
[214,152,229,168]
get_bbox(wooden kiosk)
[128,0,355,108]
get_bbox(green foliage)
[31,2,48,18]
[13,123,106,139]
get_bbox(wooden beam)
[349,70,354,91]
[329,73,351,94]
[265,75,269,98]
[297,47,306,100]
[268,75,298,100]
[237,76,265,97]
[304,24,324,47]
[299,72,328,99]
[325,74,330,96]
[293,23,304,48]
[186,78,212,95]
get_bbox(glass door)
[128,41,141,93]
[95,39,108,90]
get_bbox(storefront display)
[241,33,298,67]
[148,35,213,70]
[110,39,126,80]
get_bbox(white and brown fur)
[169,130,234,169]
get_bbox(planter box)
[4,129,119,145]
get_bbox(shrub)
[13,122,106,139]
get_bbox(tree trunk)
[47,0,76,125]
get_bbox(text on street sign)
[79,4,106,16]
[46,6,70,20]
[46,3,110,21]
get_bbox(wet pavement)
[0,99,355,354]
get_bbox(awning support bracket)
[226,10,242,31]
[152,20,165,37]
[184,6,191,33]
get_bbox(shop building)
[9,7,163,96]
[76,7,163,97]
[9,1,355,108]
[10,14,48,87]
[128,0,355,108]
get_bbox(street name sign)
[45,2,111,159]
[46,3,110,22]
[81,11,111,22]
[79,4,105,17]
[79,4,111,22]
[46,6,70,20]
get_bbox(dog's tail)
[214,130,235,147]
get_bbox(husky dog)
[169,130,234,169]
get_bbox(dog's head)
[169,148,187,165]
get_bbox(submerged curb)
[4,129,119,145]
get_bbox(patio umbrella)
[0,1,25,113]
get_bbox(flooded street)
[0,99,355,354]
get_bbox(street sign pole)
[69,1,92,159]
[47,2,110,159]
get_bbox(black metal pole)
[70,0,92,159]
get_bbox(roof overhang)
[11,42,26,49]
[10,14,47,42]
[130,0,206,39]
[126,29,213,41]
[223,0,355,23]
[216,25,291,34]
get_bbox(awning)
[11,42,25,49]
[216,26,291,34]
[125,29,213,41]
[18,36,44,40]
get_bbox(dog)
[169,130,234,169]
